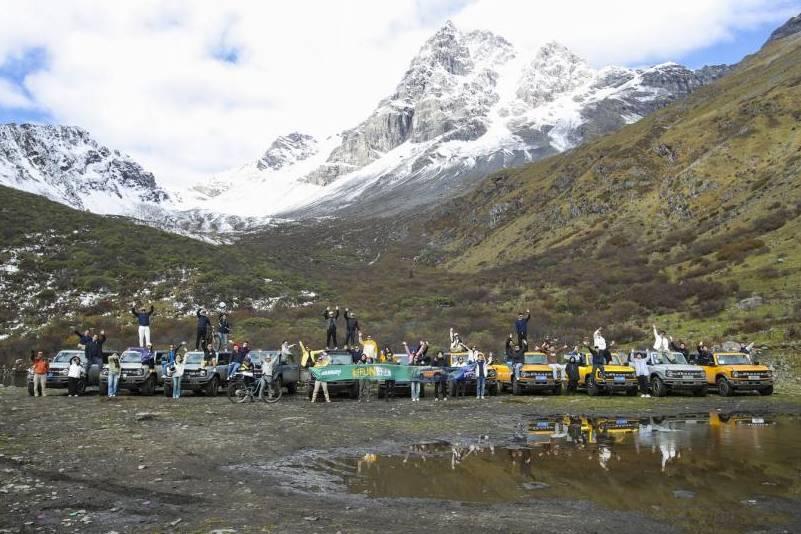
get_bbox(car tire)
[141,376,155,396]
[163,383,172,397]
[651,377,667,397]
[552,383,562,395]
[512,378,521,396]
[76,379,87,396]
[99,381,108,396]
[586,375,599,396]
[489,383,499,396]
[626,387,638,396]
[692,386,707,397]
[350,383,359,399]
[717,376,734,397]
[286,381,297,395]
[207,376,219,397]
[27,381,34,396]
[758,385,774,396]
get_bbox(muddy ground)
[2,384,801,534]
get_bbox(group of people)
[130,302,232,351]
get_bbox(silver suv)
[100,349,162,395]
[163,351,231,397]
[633,350,707,397]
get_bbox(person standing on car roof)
[281,340,296,359]
[107,352,121,397]
[515,309,531,349]
[217,312,231,350]
[450,328,468,352]
[130,303,154,347]
[324,306,340,349]
[652,324,670,354]
[67,355,83,397]
[31,351,48,397]
[73,328,93,363]
[584,338,610,379]
[195,309,211,350]
[506,336,525,380]
[86,331,106,372]
[343,309,360,346]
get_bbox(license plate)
[614,376,625,383]
[537,422,549,428]
[535,375,547,381]
[752,418,765,424]
[616,419,628,425]
[748,375,760,380]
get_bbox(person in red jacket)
[31,351,49,397]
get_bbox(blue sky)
[0,1,798,186]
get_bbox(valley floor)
[1,385,801,533]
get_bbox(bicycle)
[227,372,282,403]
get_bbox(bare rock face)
[766,13,801,43]
[257,133,318,172]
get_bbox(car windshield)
[609,354,627,365]
[524,354,547,364]
[449,354,468,366]
[248,352,264,364]
[184,352,204,364]
[329,353,354,365]
[563,353,586,364]
[717,354,751,365]
[394,354,410,365]
[53,351,84,363]
[652,351,688,365]
[120,351,142,363]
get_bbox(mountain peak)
[257,132,318,172]
[766,12,801,43]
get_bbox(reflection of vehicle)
[445,352,498,396]
[494,352,560,395]
[710,412,775,426]
[527,417,563,445]
[632,350,707,397]
[564,352,638,396]
[28,349,114,396]
[308,351,359,399]
[163,351,231,397]
[100,349,163,395]
[698,352,774,396]
[248,350,300,395]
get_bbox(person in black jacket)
[565,355,580,394]
[669,337,690,361]
[217,313,231,350]
[343,309,359,346]
[130,303,154,347]
[585,341,610,379]
[86,331,106,371]
[505,335,525,380]
[432,351,449,401]
[324,306,340,349]
[195,309,211,350]
[514,310,531,349]
[73,329,93,363]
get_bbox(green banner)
[310,364,427,382]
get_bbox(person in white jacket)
[67,356,84,397]
[631,351,650,397]
[652,324,670,353]
[593,328,607,351]
[172,354,185,399]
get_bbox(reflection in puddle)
[315,413,800,531]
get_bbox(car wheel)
[206,376,219,397]
[141,376,155,396]
[586,375,599,396]
[626,387,638,396]
[350,383,359,399]
[692,386,707,397]
[490,383,499,396]
[758,385,774,396]
[76,379,87,396]
[163,383,172,397]
[99,381,108,396]
[717,376,734,397]
[552,383,562,395]
[286,381,297,395]
[512,378,521,396]
[651,377,667,397]
[27,381,34,396]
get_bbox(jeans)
[218,332,228,349]
[311,380,329,402]
[33,374,46,396]
[195,328,208,350]
[108,373,120,396]
[637,375,649,395]
[513,363,523,380]
[517,332,527,349]
[138,326,151,347]
[228,362,240,378]
[410,381,421,400]
[476,376,486,398]
[326,329,337,348]
[67,377,79,396]
[434,379,447,399]
[172,375,182,398]
[345,328,357,346]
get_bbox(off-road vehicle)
[307,351,359,399]
[445,352,498,396]
[564,352,638,396]
[697,352,774,396]
[248,349,300,395]
[493,351,560,395]
[162,351,231,397]
[100,348,163,395]
[27,349,114,396]
[634,350,707,397]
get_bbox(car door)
[281,351,300,384]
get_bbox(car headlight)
[135,368,144,376]
[732,371,744,378]
[199,369,207,376]
[665,370,678,378]
[101,368,109,376]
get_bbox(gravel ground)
[2,384,801,533]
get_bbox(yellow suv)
[493,352,561,395]
[565,352,638,396]
[697,352,773,396]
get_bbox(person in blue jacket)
[515,309,531,349]
[130,303,154,347]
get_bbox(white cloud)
[0,0,797,188]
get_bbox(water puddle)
[282,413,801,531]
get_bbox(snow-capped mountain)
[189,22,729,219]
[0,123,169,214]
